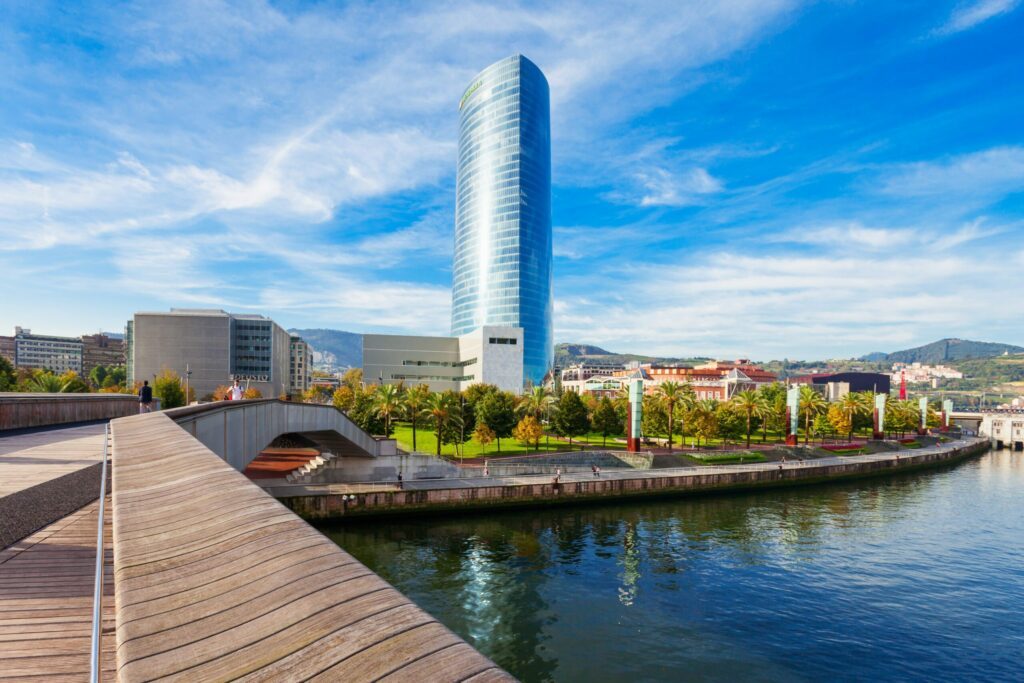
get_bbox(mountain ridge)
[859,338,1024,364]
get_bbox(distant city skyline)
[1,1,1023,358]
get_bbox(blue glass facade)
[451,54,553,386]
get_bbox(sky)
[1,0,1022,360]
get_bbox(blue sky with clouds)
[1,0,1022,359]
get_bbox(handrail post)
[90,423,109,683]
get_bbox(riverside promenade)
[270,437,990,519]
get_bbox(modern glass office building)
[451,54,553,386]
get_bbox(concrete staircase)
[285,450,337,483]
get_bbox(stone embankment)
[280,438,989,520]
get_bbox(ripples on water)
[320,451,1024,682]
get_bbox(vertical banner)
[919,396,929,433]
[627,378,644,452]
[874,393,887,438]
[786,385,800,445]
[942,399,953,428]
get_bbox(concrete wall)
[362,333,462,391]
[461,325,523,393]
[133,312,232,399]
[0,393,138,431]
[281,439,989,519]
[169,400,393,470]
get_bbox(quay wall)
[281,439,989,520]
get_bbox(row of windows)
[401,357,478,368]
[489,337,517,345]
[390,374,476,382]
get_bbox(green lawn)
[391,423,585,459]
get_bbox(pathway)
[264,439,975,498]
[0,497,114,681]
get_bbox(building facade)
[0,336,14,364]
[81,333,125,375]
[12,327,83,374]
[451,54,553,386]
[363,326,524,394]
[128,309,291,399]
[289,336,312,396]
[790,371,891,396]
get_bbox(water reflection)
[320,450,1024,682]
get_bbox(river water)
[320,449,1024,682]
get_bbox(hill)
[289,328,362,369]
[554,342,709,368]
[860,338,1024,364]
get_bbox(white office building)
[362,326,523,394]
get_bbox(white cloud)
[638,167,723,207]
[934,0,1019,35]
[878,146,1024,198]
[555,216,1023,358]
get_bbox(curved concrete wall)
[168,400,395,470]
[0,393,140,431]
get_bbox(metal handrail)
[89,423,109,683]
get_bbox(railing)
[266,438,983,492]
[89,423,109,683]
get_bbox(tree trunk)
[746,413,751,448]
[667,407,674,452]
[412,418,417,451]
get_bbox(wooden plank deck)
[110,412,513,682]
[0,497,115,681]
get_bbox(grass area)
[685,451,768,464]
[899,440,923,449]
[391,423,586,459]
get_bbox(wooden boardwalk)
[110,412,513,682]
[0,497,115,682]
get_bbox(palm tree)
[403,384,431,452]
[519,386,552,422]
[28,373,64,393]
[839,392,866,441]
[423,391,460,457]
[373,383,403,438]
[732,390,759,448]
[798,385,827,445]
[655,381,684,451]
[753,394,773,443]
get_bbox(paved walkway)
[0,497,114,681]
[264,440,975,498]
[0,424,106,497]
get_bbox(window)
[488,337,517,345]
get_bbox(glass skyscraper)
[451,54,553,386]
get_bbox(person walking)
[397,471,403,490]
[228,379,243,401]
[138,380,153,414]
[595,465,601,477]
[591,464,598,477]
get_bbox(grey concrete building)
[128,309,291,400]
[363,325,524,394]
[12,327,83,374]
[289,336,312,396]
